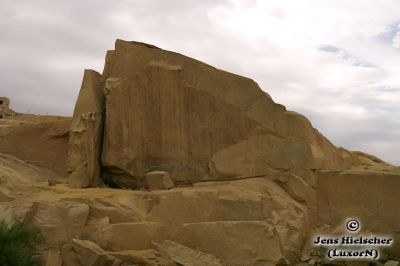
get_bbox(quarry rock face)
[0,118,71,175]
[1,40,400,265]
[67,70,104,188]
[0,177,309,265]
[69,39,360,188]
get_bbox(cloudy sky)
[1,0,399,165]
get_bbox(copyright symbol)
[346,219,360,232]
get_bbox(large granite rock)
[67,70,104,188]
[69,39,361,188]
[101,61,266,186]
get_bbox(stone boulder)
[68,70,104,188]
[69,39,362,188]
[142,171,174,190]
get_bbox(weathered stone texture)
[68,70,104,188]
[90,40,360,187]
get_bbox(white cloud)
[205,0,400,165]
[393,32,400,48]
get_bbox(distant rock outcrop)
[0,97,15,118]
[68,40,361,189]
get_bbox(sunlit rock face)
[1,40,400,265]
[69,39,360,188]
